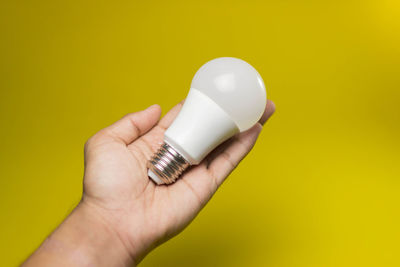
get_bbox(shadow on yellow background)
[1,0,399,266]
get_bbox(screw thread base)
[147,142,190,185]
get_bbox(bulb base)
[147,142,190,185]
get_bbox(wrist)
[24,202,135,267]
[79,198,158,265]
[71,202,136,266]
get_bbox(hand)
[23,100,275,267]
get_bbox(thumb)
[93,105,162,145]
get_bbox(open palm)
[80,100,275,263]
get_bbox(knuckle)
[84,133,101,150]
[221,151,237,169]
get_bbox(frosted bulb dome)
[147,57,268,185]
[190,57,267,131]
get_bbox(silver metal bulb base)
[147,142,190,185]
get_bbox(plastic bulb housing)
[147,57,267,185]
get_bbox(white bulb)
[147,57,267,185]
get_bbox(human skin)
[22,100,275,267]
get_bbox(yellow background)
[1,0,400,266]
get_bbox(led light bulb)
[147,57,267,185]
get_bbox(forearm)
[22,203,135,267]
